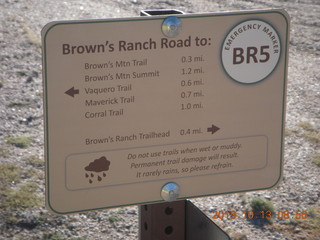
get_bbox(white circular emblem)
[221,20,281,84]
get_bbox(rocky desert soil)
[0,0,319,239]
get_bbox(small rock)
[265,196,272,200]
[31,71,39,78]
[293,228,302,233]
[26,76,33,83]
[26,116,34,122]
[127,210,137,215]
[131,0,141,4]
[19,118,28,125]
[125,224,132,229]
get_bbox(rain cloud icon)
[84,156,110,184]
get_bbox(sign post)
[42,9,289,215]
[139,199,231,240]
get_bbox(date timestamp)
[211,210,308,220]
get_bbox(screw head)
[161,182,180,202]
[162,16,182,38]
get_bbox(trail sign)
[42,9,289,214]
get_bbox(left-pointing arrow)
[65,87,79,98]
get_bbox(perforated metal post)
[139,200,230,240]
[139,201,186,240]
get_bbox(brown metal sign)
[42,9,289,214]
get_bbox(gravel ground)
[0,0,319,239]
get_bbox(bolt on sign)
[42,9,290,214]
